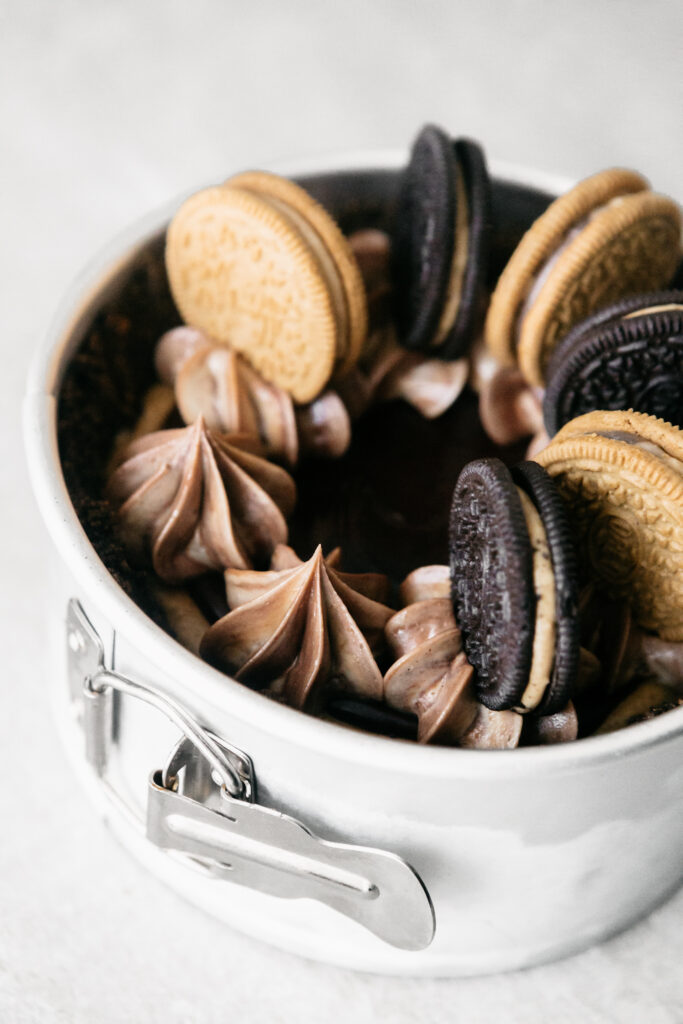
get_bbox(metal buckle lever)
[68,598,252,799]
[66,598,435,950]
[146,774,434,951]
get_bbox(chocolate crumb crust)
[625,699,683,726]
[57,237,178,626]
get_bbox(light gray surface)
[3,0,682,1020]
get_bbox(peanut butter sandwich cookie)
[391,124,492,359]
[228,171,368,376]
[535,410,683,641]
[449,457,579,713]
[485,169,682,387]
[543,290,683,435]
[165,173,367,403]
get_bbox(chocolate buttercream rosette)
[383,591,525,748]
[156,327,352,465]
[200,545,393,713]
[107,417,296,583]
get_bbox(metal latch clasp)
[66,598,435,951]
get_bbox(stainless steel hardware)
[66,598,435,951]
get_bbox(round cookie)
[535,410,683,641]
[228,170,368,375]
[392,125,457,352]
[444,139,492,359]
[543,291,683,435]
[511,461,580,715]
[485,169,682,387]
[449,458,535,710]
[391,125,491,358]
[166,185,339,403]
[520,193,682,386]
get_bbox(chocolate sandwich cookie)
[391,125,491,359]
[543,291,683,435]
[535,410,683,641]
[449,457,579,713]
[485,169,682,387]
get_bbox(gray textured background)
[3,0,682,1020]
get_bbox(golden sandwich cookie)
[535,410,683,641]
[229,170,368,376]
[485,169,682,387]
[165,174,368,403]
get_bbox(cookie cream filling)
[515,488,557,711]
[261,193,350,372]
[623,302,683,320]
[432,162,470,347]
[595,431,683,476]
[513,195,628,349]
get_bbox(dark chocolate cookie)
[449,458,534,710]
[392,124,457,352]
[326,696,418,740]
[511,462,579,714]
[439,138,492,359]
[391,126,491,358]
[543,291,683,435]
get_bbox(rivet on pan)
[68,629,85,653]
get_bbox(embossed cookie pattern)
[537,444,683,641]
[530,216,682,380]
[166,188,338,403]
